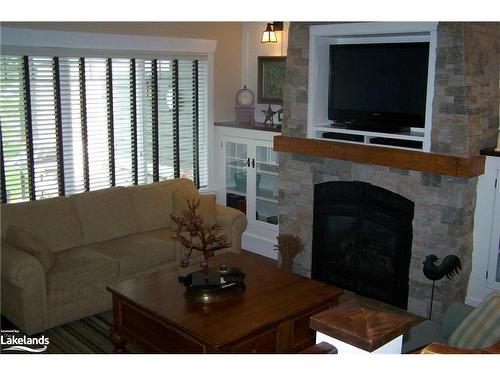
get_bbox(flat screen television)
[328,42,430,133]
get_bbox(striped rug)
[1,311,141,354]
[43,311,140,354]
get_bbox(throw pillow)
[6,224,57,272]
[173,192,217,227]
[448,292,500,349]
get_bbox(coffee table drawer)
[230,328,277,353]
[119,300,205,353]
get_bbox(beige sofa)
[1,178,247,335]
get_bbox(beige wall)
[3,22,242,122]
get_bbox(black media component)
[328,42,430,133]
[322,132,364,142]
[369,137,422,149]
[311,181,414,309]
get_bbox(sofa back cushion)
[1,196,84,252]
[172,194,217,228]
[73,187,139,244]
[128,183,173,232]
[169,178,216,227]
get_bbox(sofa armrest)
[215,205,247,254]
[1,240,47,288]
[1,240,49,334]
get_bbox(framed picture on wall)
[257,56,286,105]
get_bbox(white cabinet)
[486,169,500,290]
[467,155,500,305]
[215,123,280,259]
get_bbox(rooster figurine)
[423,254,462,281]
[422,254,462,319]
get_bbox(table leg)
[112,332,127,354]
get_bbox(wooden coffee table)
[107,251,343,353]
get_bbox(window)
[0,54,208,203]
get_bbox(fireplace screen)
[312,181,414,309]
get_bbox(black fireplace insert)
[311,181,414,309]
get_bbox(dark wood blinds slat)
[193,60,200,188]
[79,57,90,191]
[173,59,180,179]
[152,59,159,182]
[131,59,138,185]
[23,56,36,200]
[106,58,116,187]
[53,57,65,196]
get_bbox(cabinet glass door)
[225,141,247,214]
[255,144,279,226]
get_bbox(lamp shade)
[261,23,278,43]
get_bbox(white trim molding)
[1,27,217,57]
[467,156,500,306]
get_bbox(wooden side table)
[310,296,424,353]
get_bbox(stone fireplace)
[277,22,499,321]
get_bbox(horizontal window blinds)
[0,56,31,202]
[0,55,208,203]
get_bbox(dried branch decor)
[171,199,231,276]
[274,234,305,272]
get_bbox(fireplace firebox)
[311,181,414,309]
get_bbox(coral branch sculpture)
[171,199,231,276]
[274,234,305,272]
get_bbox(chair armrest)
[402,320,447,354]
[420,342,500,354]
[441,302,475,339]
[215,205,247,254]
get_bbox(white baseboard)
[242,232,278,260]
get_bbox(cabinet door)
[486,170,500,290]
[224,139,248,215]
[254,142,279,227]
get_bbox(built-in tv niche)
[307,22,438,152]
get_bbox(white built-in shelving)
[307,22,438,152]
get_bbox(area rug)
[10,311,141,354]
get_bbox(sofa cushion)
[48,247,119,294]
[173,193,217,227]
[6,225,57,272]
[73,187,139,244]
[129,183,173,232]
[1,196,84,252]
[448,292,500,349]
[88,234,177,278]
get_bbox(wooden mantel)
[274,136,485,178]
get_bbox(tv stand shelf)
[314,125,425,151]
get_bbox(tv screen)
[328,42,430,132]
